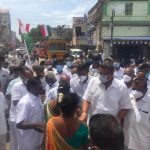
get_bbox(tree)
[56,25,65,37]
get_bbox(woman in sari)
[46,93,89,150]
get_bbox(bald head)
[124,67,135,77]
[59,74,70,83]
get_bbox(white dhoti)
[9,121,18,150]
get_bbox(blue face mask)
[66,61,72,68]
[56,65,63,73]
[145,71,150,78]
[99,74,110,83]
[113,62,120,68]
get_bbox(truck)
[34,38,67,59]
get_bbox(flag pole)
[24,40,32,69]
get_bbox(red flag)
[41,25,49,37]
[25,24,30,33]
[18,19,30,34]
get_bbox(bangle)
[81,112,87,116]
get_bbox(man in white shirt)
[113,60,124,80]
[80,63,132,123]
[0,83,8,150]
[124,75,150,150]
[55,60,65,81]
[44,59,57,74]
[70,63,92,100]
[0,53,10,93]
[63,58,73,79]
[44,71,59,103]
[123,67,135,93]
[16,77,45,150]
[9,66,33,150]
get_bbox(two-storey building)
[101,0,150,63]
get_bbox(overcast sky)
[0,0,97,38]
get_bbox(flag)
[41,25,49,37]
[25,24,30,33]
[19,20,30,34]
[18,19,33,54]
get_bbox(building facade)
[0,9,11,42]
[101,0,150,63]
[72,16,89,49]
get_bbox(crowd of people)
[0,50,150,150]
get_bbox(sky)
[0,0,97,38]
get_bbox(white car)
[70,49,82,58]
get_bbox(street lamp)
[110,9,115,54]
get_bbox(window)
[49,43,66,51]
[49,43,58,51]
[125,3,133,15]
[59,43,66,51]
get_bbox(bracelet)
[81,112,87,116]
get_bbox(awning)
[103,36,150,45]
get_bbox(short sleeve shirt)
[83,77,132,116]
[9,80,27,121]
[70,76,93,99]
[16,93,44,148]
[124,90,150,150]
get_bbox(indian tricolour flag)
[18,19,33,54]
[41,25,49,37]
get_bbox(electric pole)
[110,10,115,54]
[98,0,105,52]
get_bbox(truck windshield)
[49,43,66,51]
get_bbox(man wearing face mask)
[44,71,59,103]
[55,60,65,81]
[70,63,92,100]
[124,75,150,150]
[80,63,132,123]
[123,67,135,93]
[113,60,124,80]
[9,66,33,150]
[63,58,73,79]
[44,60,57,74]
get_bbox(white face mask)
[78,76,87,83]
[123,75,132,83]
[47,65,52,69]
[99,74,110,83]
[131,90,144,99]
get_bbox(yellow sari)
[46,118,82,150]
